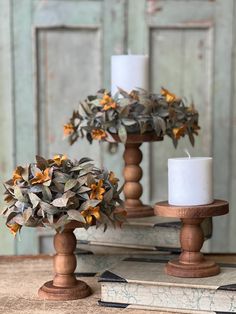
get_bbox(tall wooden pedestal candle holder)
[38,222,92,300]
[154,200,229,278]
[112,132,162,218]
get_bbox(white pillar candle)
[111,55,149,95]
[168,157,213,206]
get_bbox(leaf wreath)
[64,87,200,148]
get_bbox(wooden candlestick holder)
[154,200,229,278]
[38,222,92,301]
[112,132,162,218]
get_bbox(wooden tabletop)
[0,254,236,314]
[1,252,236,264]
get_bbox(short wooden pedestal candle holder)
[38,222,92,301]
[154,200,229,278]
[112,132,162,218]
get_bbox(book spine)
[100,282,234,312]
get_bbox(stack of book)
[74,216,212,274]
[98,258,236,313]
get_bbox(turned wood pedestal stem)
[123,142,153,218]
[154,200,229,278]
[113,132,163,218]
[38,226,91,301]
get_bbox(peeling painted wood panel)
[36,27,102,163]
[12,0,39,254]
[229,1,236,252]
[0,0,15,255]
[33,0,102,27]
[13,0,37,166]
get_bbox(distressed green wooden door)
[128,0,235,251]
[2,0,126,254]
[1,0,236,254]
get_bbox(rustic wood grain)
[114,133,162,217]
[154,200,229,218]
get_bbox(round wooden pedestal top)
[111,132,163,143]
[154,199,229,218]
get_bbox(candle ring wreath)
[63,87,200,148]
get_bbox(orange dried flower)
[12,167,23,185]
[173,125,187,140]
[31,168,51,185]
[100,93,117,111]
[161,87,177,103]
[100,93,110,104]
[53,154,67,166]
[81,206,100,224]
[7,223,21,236]
[90,179,105,200]
[91,129,107,141]
[109,171,119,185]
[63,123,74,136]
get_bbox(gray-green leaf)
[67,209,86,223]
[40,202,58,214]
[64,179,78,192]
[29,192,41,208]
[42,186,52,202]
[103,188,113,202]
[118,125,127,143]
[51,197,68,208]
[14,186,27,202]
[79,199,101,211]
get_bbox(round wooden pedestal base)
[38,224,92,301]
[166,259,220,278]
[38,280,92,301]
[154,200,229,278]
[124,204,154,218]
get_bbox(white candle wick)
[184,149,191,159]
[128,48,131,55]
